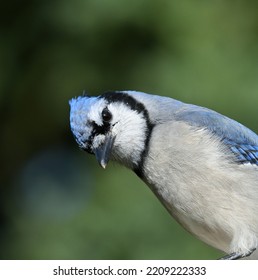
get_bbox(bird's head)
[69,91,152,170]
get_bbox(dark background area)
[1,0,258,259]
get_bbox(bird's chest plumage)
[140,121,235,251]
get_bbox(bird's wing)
[176,105,258,166]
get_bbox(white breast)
[142,121,258,255]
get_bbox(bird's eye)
[102,107,112,123]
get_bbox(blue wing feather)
[175,104,258,166]
[225,140,258,165]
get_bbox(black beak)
[94,134,115,169]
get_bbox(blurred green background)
[1,0,258,260]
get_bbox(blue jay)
[69,90,258,259]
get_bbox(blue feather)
[225,140,258,165]
[175,104,258,165]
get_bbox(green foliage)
[1,0,258,259]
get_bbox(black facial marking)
[101,91,148,118]
[84,120,111,154]
[92,121,111,135]
[134,124,154,178]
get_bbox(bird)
[69,90,258,260]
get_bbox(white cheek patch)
[108,103,148,165]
